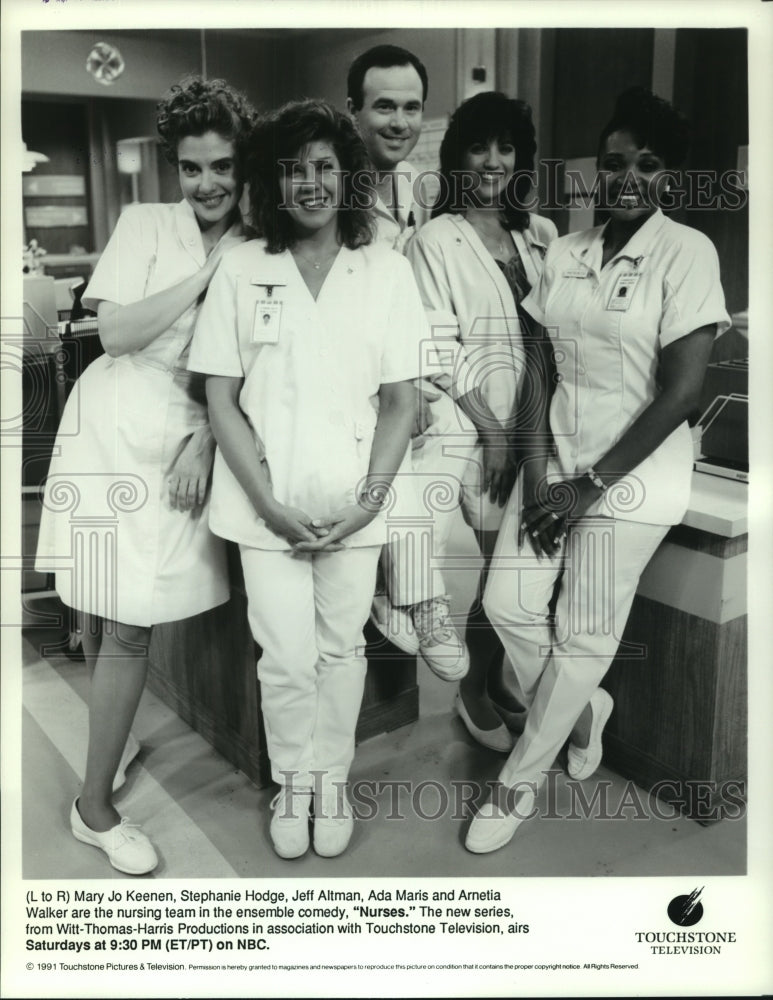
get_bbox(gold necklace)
[468,217,511,258]
[292,246,339,270]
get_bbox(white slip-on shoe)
[465,787,537,854]
[413,596,470,681]
[492,701,528,735]
[566,689,614,781]
[112,732,141,793]
[456,692,515,753]
[369,592,421,655]
[269,787,312,859]
[313,783,354,858]
[70,799,158,875]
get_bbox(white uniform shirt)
[188,239,428,549]
[522,209,731,525]
[406,213,557,425]
[371,160,429,253]
[84,201,242,373]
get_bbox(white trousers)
[483,486,669,791]
[240,545,381,787]
[384,390,503,607]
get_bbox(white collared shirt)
[522,209,731,525]
[406,212,557,424]
[188,239,427,549]
[84,201,243,372]
[371,160,429,253]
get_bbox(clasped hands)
[519,473,601,558]
[262,499,378,552]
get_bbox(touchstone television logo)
[667,887,704,926]
[634,888,738,955]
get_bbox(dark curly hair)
[431,91,537,232]
[247,99,375,254]
[597,86,690,168]
[156,75,257,166]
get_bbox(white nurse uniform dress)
[36,201,236,627]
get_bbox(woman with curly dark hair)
[396,92,557,749]
[37,75,256,875]
[466,87,730,854]
[189,100,423,859]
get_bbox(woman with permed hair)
[466,87,730,853]
[188,100,424,859]
[36,75,256,874]
[391,91,557,750]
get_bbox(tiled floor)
[20,511,745,880]
[21,631,745,881]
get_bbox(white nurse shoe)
[566,689,614,781]
[269,787,312,859]
[70,799,158,875]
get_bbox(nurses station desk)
[147,470,747,809]
[603,471,747,818]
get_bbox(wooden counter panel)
[603,594,747,814]
[149,592,269,785]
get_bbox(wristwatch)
[585,466,608,493]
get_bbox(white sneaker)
[269,787,311,859]
[412,596,470,681]
[70,799,158,875]
[112,732,141,792]
[369,592,420,655]
[313,782,354,858]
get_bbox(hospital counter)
[603,471,748,820]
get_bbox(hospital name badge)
[252,300,282,343]
[606,272,641,312]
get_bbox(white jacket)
[406,212,557,425]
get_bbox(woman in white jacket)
[406,92,556,752]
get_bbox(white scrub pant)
[483,488,669,791]
[384,390,504,607]
[240,544,381,787]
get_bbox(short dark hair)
[597,86,690,168]
[247,99,375,254]
[432,91,537,232]
[156,75,257,166]
[347,44,428,110]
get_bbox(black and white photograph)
[2,1,771,997]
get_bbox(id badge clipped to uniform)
[252,299,282,344]
[606,272,640,312]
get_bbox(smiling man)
[346,45,470,682]
[346,44,429,250]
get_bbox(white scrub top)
[522,209,731,526]
[188,239,428,550]
[406,213,557,425]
